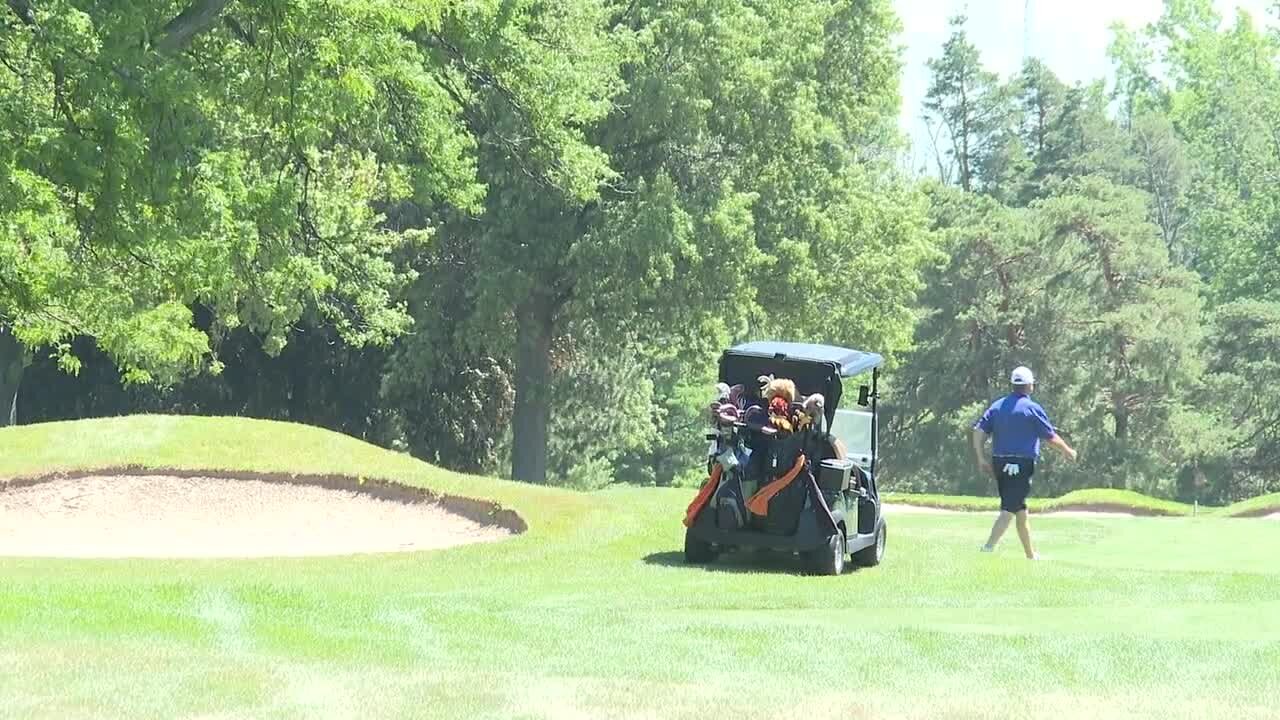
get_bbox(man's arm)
[1045,432,1078,461]
[1032,405,1077,461]
[972,428,992,473]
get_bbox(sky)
[893,0,1276,171]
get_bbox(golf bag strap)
[745,453,806,517]
[683,464,723,528]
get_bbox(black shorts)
[992,456,1035,513]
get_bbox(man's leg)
[1015,510,1037,559]
[982,470,1014,551]
[982,511,1013,551]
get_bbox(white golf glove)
[1003,463,1020,477]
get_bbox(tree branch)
[0,50,24,77]
[154,0,234,56]
[222,15,255,47]
[6,0,34,26]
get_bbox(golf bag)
[744,425,815,536]
[714,469,748,531]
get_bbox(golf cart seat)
[813,433,847,466]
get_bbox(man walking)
[972,366,1077,559]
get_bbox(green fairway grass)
[883,488,1198,516]
[3,416,1279,719]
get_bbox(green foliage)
[1107,22,1165,129]
[890,175,1207,498]
[923,15,1013,193]
[9,0,1278,506]
[378,227,515,475]
[4,0,936,489]
[0,0,478,384]
[612,320,729,489]
[1125,111,1191,261]
[545,333,656,491]
[1159,8,1280,305]
[1194,301,1280,502]
[894,5,1280,504]
[410,0,933,484]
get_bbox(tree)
[1036,81,1138,187]
[543,328,657,490]
[923,15,1016,193]
[1155,5,1280,304]
[1127,112,1191,262]
[0,326,26,425]
[394,0,628,484]
[881,184,1048,492]
[1107,22,1164,131]
[44,0,926,487]
[1036,177,1204,460]
[1012,58,1066,202]
[1196,300,1280,501]
[615,322,731,487]
[1103,21,1192,264]
[379,226,516,475]
[612,0,932,489]
[17,316,394,440]
[888,176,1207,497]
[1,1,483,419]
[421,0,930,484]
[889,0,1278,503]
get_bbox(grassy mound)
[0,414,583,532]
[1043,488,1194,516]
[880,491,1007,512]
[1218,492,1280,518]
[884,488,1195,516]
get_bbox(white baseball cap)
[1010,366,1035,385]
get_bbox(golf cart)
[682,341,887,575]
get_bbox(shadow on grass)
[643,550,872,577]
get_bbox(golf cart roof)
[718,342,883,424]
[723,341,883,377]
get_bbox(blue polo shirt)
[974,393,1057,459]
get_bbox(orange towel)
[746,454,806,517]
[683,464,723,528]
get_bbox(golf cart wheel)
[684,529,717,564]
[853,519,886,567]
[808,532,846,576]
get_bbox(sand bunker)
[0,475,514,559]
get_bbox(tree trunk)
[957,80,972,193]
[1113,404,1129,441]
[0,327,26,428]
[154,0,235,55]
[511,295,555,484]
[654,449,674,487]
